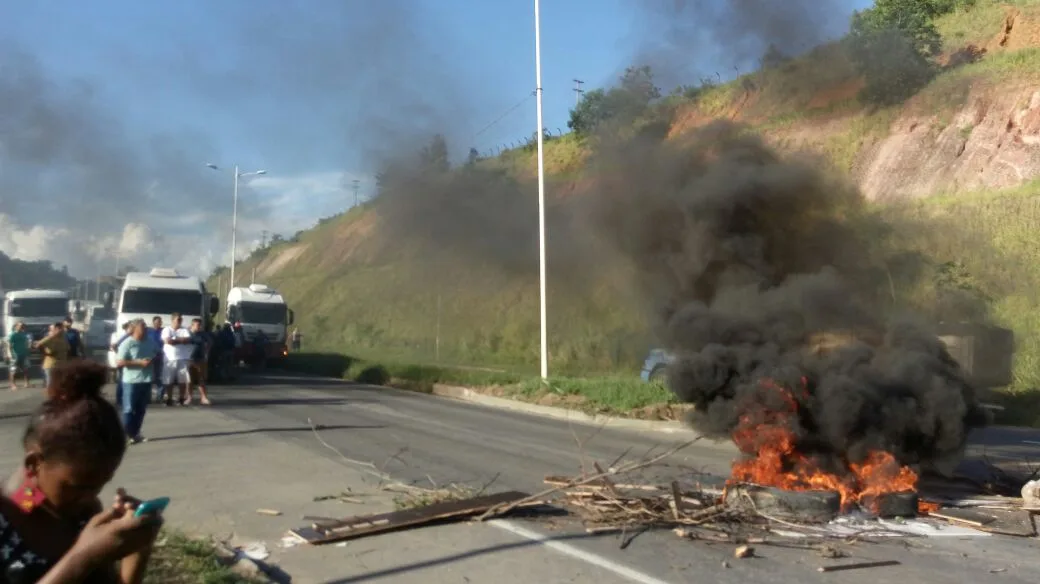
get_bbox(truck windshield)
[8,298,69,318]
[91,306,115,320]
[238,301,286,324]
[121,289,202,316]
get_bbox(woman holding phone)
[0,360,163,583]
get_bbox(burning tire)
[725,483,841,523]
[860,491,918,518]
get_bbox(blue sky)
[0,0,872,277]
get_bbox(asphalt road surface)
[191,372,1040,584]
[2,363,1038,583]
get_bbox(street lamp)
[534,0,548,380]
[206,163,267,288]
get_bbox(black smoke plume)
[592,120,988,475]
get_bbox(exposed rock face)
[860,86,1040,201]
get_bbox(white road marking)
[1023,440,1040,446]
[488,519,675,584]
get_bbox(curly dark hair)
[23,360,126,463]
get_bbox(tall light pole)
[534,0,549,380]
[352,179,360,207]
[573,79,585,106]
[206,163,267,288]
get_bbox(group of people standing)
[5,317,85,390]
[108,313,216,445]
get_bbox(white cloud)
[0,170,372,280]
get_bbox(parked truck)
[641,323,1015,391]
[2,289,72,364]
[106,268,224,379]
[225,284,294,367]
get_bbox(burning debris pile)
[592,120,990,504]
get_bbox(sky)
[0,0,872,281]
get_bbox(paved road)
[199,372,1040,584]
[2,369,1039,583]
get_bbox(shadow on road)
[322,527,616,584]
[147,424,384,442]
[209,397,379,408]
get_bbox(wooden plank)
[976,509,1036,537]
[931,509,996,527]
[289,490,530,545]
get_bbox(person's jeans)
[152,359,164,400]
[114,368,124,406]
[122,382,151,438]
[43,367,53,389]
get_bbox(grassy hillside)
[213,0,1040,397]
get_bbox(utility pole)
[536,0,549,380]
[352,179,360,207]
[261,230,268,249]
[573,79,585,106]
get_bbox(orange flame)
[729,378,919,511]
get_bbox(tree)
[567,66,662,136]
[270,233,284,245]
[846,0,942,106]
[420,134,450,173]
[760,44,790,70]
[467,147,480,165]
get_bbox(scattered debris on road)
[816,560,900,573]
[256,508,282,516]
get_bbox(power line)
[470,91,537,142]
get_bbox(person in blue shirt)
[63,317,83,359]
[116,319,160,444]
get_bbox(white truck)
[107,268,219,333]
[2,289,72,364]
[225,284,294,366]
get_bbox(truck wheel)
[649,366,667,384]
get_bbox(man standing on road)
[117,318,160,444]
[109,321,133,406]
[34,322,70,389]
[291,327,301,351]
[6,321,30,390]
[148,316,165,402]
[63,317,84,359]
[160,313,193,406]
[185,318,213,406]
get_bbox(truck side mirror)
[288,309,295,325]
[209,296,220,316]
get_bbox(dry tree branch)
[476,438,702,521]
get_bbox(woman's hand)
[112,488,142,513]
[69,503,163,568]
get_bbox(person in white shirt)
[160,313,194,406]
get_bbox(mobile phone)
[133,496,171,518]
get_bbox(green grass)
[145,530,265,584]
[281,352,678,417]
[511,376,678,414]
[935,0,1040,46]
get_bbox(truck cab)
[226,284,294,365]
[2,289,72,362]
[113,268,219,336]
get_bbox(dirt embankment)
[861,86,1040,201]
